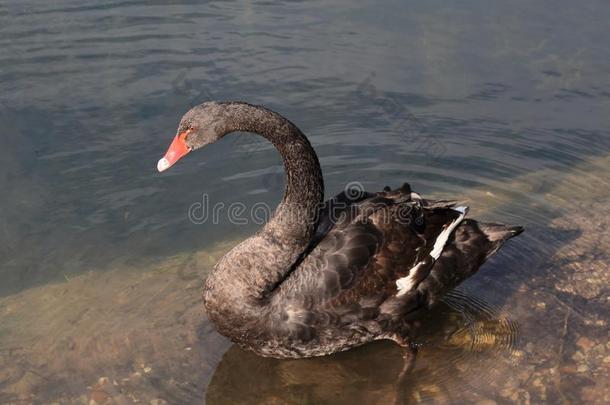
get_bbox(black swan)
[157,101,523,360]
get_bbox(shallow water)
[1,0,609,403]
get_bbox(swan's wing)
[276,186,465,308]
[309,188,377,247]
[314,201,465,304]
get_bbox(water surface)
[1,0,609,403]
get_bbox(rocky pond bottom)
[1,155,609,404]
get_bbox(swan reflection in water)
[206,290,519,404]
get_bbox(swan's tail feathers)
[478,222,524,257]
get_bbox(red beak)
[157,130,192,172]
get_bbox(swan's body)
[158,101,522,359]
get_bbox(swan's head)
[157,102,227,172]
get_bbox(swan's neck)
[203,103,323,330]
[221,102,324,245]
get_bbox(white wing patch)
[396,262,424,296]
[410,192,423,201]
[429,206,468,259]
[395,206,468,297]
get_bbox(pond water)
[1,0,609,403]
